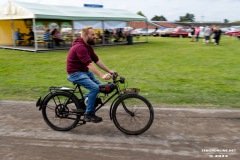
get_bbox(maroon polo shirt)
[66,38,99,74]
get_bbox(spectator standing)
[190,26,196,42]
[213,26,222,45]
[195,26,201,42]
[203,26,211,44]
[210,26,215,43]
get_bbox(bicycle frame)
[36,73,154,135]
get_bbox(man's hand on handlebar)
[101,71,118,80]
[101,73,112,80]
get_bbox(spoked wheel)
[112,94,154,135]
[41,91,81,131]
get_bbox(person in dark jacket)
[213,26,222,45]
[66,26,114,123]
[26,28,34,46]
[190,26,196,42]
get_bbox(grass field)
[0,36,239,108]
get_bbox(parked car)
[225,29,240,36]
[167,27,190,37]
[153,28,174,37]
[220,27,231,34]
[130,28,142,36]
[124,27,134,32]
[131,28,155,36]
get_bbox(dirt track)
[0,100,239,160]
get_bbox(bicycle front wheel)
[42,91,81,131]
[112,94,154,135]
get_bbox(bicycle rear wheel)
[42,91,81,131]
[112,94,154,135]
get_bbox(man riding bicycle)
[66,26,114,123]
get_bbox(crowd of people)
[14,25,228,48]
[15,27,126,47]
[96,28,127,44]
[189,25,222,45]
[15,27,65,48]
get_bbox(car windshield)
[173,28,180,32]
[141,28,148,31]
[229,28,239,31]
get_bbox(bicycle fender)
[39,91,79,111]
[109,93,140,120]
[38,92,53,110]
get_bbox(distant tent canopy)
[0,2,146,21]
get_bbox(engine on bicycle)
[98,82,116,94]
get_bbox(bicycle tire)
[41,91,81,131]
[112,93,154,135]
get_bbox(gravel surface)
[0,100,239,160]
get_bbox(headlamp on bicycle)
[120,76,125,84]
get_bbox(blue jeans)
[67,71,101,114]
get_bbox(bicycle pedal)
[77,119,86,125]
[80,119,87,124]
[71,109,85,114]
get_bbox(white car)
[131,28,155,36]
[153,28,174,37]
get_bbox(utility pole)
[8,0,15,46]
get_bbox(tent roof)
[0,2,147,21]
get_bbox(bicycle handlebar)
[112,72,118,81]
[112,72,125,84]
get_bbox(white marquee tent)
[0,1,147,51]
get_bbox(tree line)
[137,11,230,23]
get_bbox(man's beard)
[87,38,96,45]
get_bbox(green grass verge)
[0,36,239,108]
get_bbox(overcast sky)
[1,0,239,22]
